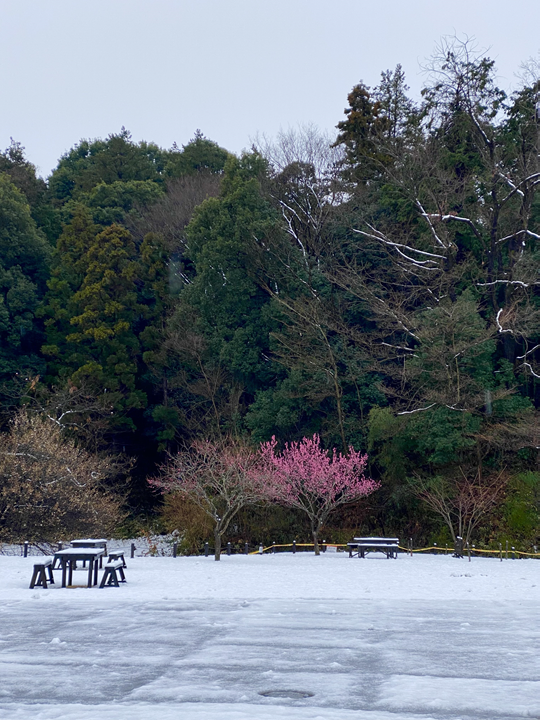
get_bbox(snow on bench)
[30,557,55,589]
[99,559,127,588]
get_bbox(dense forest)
[2,41,540,550]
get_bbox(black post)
[409,538,413,556]
[227,542,231,556]
[445,543,448,555]
[130,543,135,559]
[499,542,503,562]
[512,546,515,560]
[244,542,249,555]
[23,541,28,558]
[272,542,275,554]
[58,542,63,551]
[293,540,296,554]
[433,542,437,555]
[322,540,327,553]
[205,542,209,557]
[173,541,178,558]
[506,540,509,559]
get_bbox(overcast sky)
[1,0,539,178]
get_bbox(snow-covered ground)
[0,551,539,720]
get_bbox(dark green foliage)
[0,173,50,404]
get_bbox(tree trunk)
[214,528,221,561]
[312,529,320,556]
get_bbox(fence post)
[23,541,28,558]
[172,541,177,558]
[204,542,209,557]
[511,546,515,560]
[258,544,263,554]
[409,538,412,556]
[130,543,135,559]
[272,542,276,554]
[445,543,448,555]
[506,540,508,559]
[433,542,437,555]
[58,542,63,551]
[499,542,503,562]
[244,542,249,555]
[534,545,538,556]
[466,542,471,562]
[227,542,231,556]
[293,540,296,554]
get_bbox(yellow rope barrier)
[248,542,540,557]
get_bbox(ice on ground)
[0,552,539,719]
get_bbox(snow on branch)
[415,200,448,248]
[516,345,540,360]
[521,362,540,380]
[496,229,540,246]
[422,212,482,239]
[495,308,514,335]
[397,403,436,415]
[477,279,537,288]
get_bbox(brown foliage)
[0,412,125,543]
[161,494,213,554]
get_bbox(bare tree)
[150,438,272,560]
[413,468,508,545]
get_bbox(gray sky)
[1,0,539,178]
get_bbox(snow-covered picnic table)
[53,547,106,588]
[347,537,400,558]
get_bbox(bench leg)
[46,565,55,584]
[30,566,48,589]
[118,567,126,583]
[100,568,120,588]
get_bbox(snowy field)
[0,550,539,720]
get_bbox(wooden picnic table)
[347,537,400,559]
[53,548,106,588]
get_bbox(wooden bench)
[348,537,400,559]
[30,558,55,589]
[107,551,126,568]
[99,559,126,588]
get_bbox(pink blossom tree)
[261,434,379,555]
[149,438,273,560]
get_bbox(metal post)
[58,542,63,551]
[534,545,537,555]
[244,542,249,555]
[227,542,231,556]
[23,541,28,558]
[293,540,296,554]
[409,538,413,556]
[173,541,177,558]
[433,542,437,555]
[512,546,515,560]
[204,542,209,557]
[322,540,326,553]
[466,542,471,562]
[258,545,263,554]
[272,542,275,554]
[445,543,448,555]
[499,542,502,562]
[506,540,508,559]
[130,543,135,559]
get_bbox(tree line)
[1,38,540,550]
